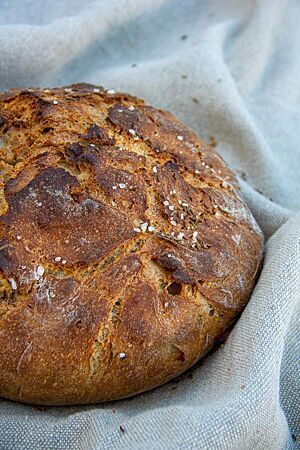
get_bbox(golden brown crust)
[0,83,264,405]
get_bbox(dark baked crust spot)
[80,124,115,146]
[2,167,135,266]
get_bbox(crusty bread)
[0,83,263,405]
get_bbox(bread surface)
[0,83,263,405]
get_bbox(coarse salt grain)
[62,260,67,264]
[119,183,126,189]
[153,166,157,173]
[134,227,141,233]
[112,185,117,190]
[193,231,198,239]
[167,254,172,257]
[9,278,17,290]
[118,352,126,359]
[93,88,100,93]
[148,226,156,232]
[90,143,95,147]
[163,200,169,206]
[168,205,174,211]
[195,169,201,174]
[177,232,185,240]
[36,265,44,277]
[232,234,241,245]
[182,202,188,207]
[55,256,61,262]
[215,211,222,219]
[64,88,72,92]
[171,220,177,226]
[53,100,59,105]
[140,222,148,232]
[128,105,135,111]
[37,202,42,207]
[129,129,136,136]
[107,89,116,94]
[177,135,184,141]
[16,235,22,240]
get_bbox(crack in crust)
[0,83,264,405]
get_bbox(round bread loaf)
[0,84,263,405]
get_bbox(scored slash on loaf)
[0,84,263,405]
